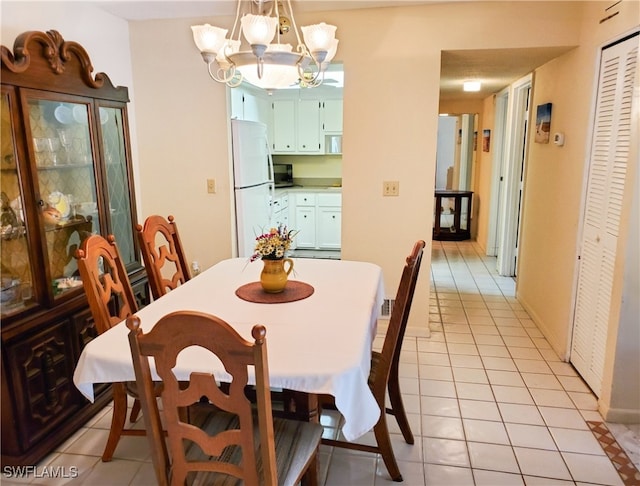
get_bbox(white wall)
[436,116,456,189]
[607,155,639,421]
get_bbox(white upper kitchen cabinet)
[230,87,244,119]
[243,90,270,125]
[272,98,323,154]
[231,84,343,155]
[322,99,343,133]
[269,87,343,155]
[229,85,270,126]
[272,99,296,152]
[297,100,322,153]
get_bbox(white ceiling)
[91,1,436,20]
[91,1,576,99]
[439,46,576,101]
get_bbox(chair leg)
[129,398,141,423]
[373,411,403,482]
[102,382,128,462]
[387,374,414,445]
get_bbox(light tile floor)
[4,241,638,485]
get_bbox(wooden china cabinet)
[1,30,148,466]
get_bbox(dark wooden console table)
[433,190,473,241]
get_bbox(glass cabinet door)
[27,97,100,298]
[1,89,35,316]
[99,106,136,266]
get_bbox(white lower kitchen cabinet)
[317,207,341,249]
[272,193,289,227]
[292,192,341,250]
[295,206,316,247]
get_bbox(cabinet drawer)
[317,193,342,206]
[296,193,316,206]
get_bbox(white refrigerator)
[231,119,274,258]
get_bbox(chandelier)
[191,0,338,90]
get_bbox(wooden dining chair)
[321,239,425,482]
[135,215,190,300]
[126,310,323,486]
[75,234,152,462]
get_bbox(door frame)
[496,74,532,276]
[486,87,509,257]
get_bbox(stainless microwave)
[273,164,293,187]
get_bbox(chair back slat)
[136,215,190,300]
[75,234,138,335]
[127,311,278,486]
[376,240,425,394]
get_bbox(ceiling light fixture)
[463,80,481,92]
[191,0,338,90]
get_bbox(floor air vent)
[381,298,395,317]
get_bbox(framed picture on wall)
[482,129,491,152]
[535,102,552,143]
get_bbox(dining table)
[73,256,385,447]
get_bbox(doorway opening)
[489,74,533,277]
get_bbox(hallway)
[319,240,639,485]
[324,240,639,485]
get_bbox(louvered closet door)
[571,33,639,396]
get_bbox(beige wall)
[517,2,638,351]
[307,2,583,325]
[517,1,639,418]
[475,96,496,253]
[128,16,235,270]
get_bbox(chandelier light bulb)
[191,24,228,56]
[241,14,278,47]
[301,22,337,53]
[191,0,338,90]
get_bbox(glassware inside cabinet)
[100,106,136,266]
[1,90,35,315]
[28,99,100,297]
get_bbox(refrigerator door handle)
[266,136,274,183]
[269,182,275,224]
[265,134,275,225]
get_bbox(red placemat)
[235,281,314,304]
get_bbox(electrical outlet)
[207,178,216,194]
[383,180,399,196]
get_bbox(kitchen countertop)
[275,186,342,195]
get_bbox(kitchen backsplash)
[272,154,342,179]
[293,177,342,187]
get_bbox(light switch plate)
[207,178,216,194]
[383,181,399,196]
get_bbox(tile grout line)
[431,241,638,486]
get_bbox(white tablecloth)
[73,257,385,441]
